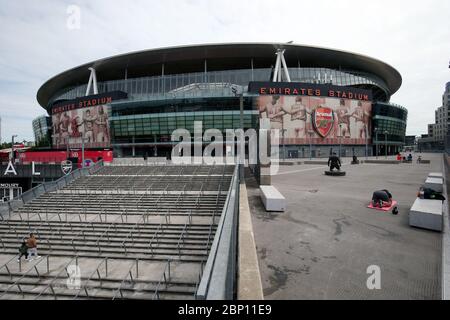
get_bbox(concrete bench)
[364,160,400,164]
[304,160,328,165]
[409,198,443,231]
[419,160,431,164]
[428,172,443,179]
[260,185,286,212]
[424,177,444,193]
[279,161,302,166]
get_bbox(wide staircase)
[0,164,235,299]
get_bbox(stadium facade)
[36,43,407,159]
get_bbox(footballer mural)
[258,95,372,145]
[52,104,110,149]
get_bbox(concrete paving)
[247,153,443,300]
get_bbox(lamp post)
[384,130,389,159]
[232,85,245,181]
[11,135,18,162]
[81,136,86,168]
[66,138,70,159]
[365,124,368,160]
[374,127,378,159]
[339,123,343,158]
[308,130,314,160]
[282,128,287,160]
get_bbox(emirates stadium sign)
[51,91,127,114]
[248,81,372,101]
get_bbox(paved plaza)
[248,153,443,299]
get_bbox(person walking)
[17,238,28,262]
[26,233,40,261]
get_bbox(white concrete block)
[424,177,444,193]
[409,198,443,231]
[260,185,286,212]
[260,167,271,176]
[428,172,443,179]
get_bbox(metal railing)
[442,154,450,300]
[196,165,239,300]
[0,160,104,220]
[0,255,51,298]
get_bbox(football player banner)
[51,104,110,150]
[258,95,372,145]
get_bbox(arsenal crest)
[312,107,335,138]
[61,160,73,175]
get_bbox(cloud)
[0,0,449,141]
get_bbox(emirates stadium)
[35,42,407,159]
[1,42,440,303]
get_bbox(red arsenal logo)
[312,107,335,138]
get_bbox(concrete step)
[0,273,197,300]
[0,249,208,263]
[0,164,236,300]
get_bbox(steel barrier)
[0,161,104,219]
[196,165,239,300]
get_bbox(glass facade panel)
[32,115,52,146]
[48,67,390,107]
[372,102,408,144]
[111,109,257,138]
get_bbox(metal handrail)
[152,259,172,300]
[73,258,108,299]
[111,259,139,300]
[0,255,25,278]
[0,255,51,298]
[120,212,148,255]
[68,215,101,253]
[196,165,238,300]
[33,256,79,300]
[95,215,123,252]
[5,160,104,219]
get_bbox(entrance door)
[11,187,22,200]
[0,187,22,202]
[0,188,8,202]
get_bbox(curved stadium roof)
[37,42,402,109]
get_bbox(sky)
[0,0,449,142]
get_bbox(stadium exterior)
[36,43,407,159]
